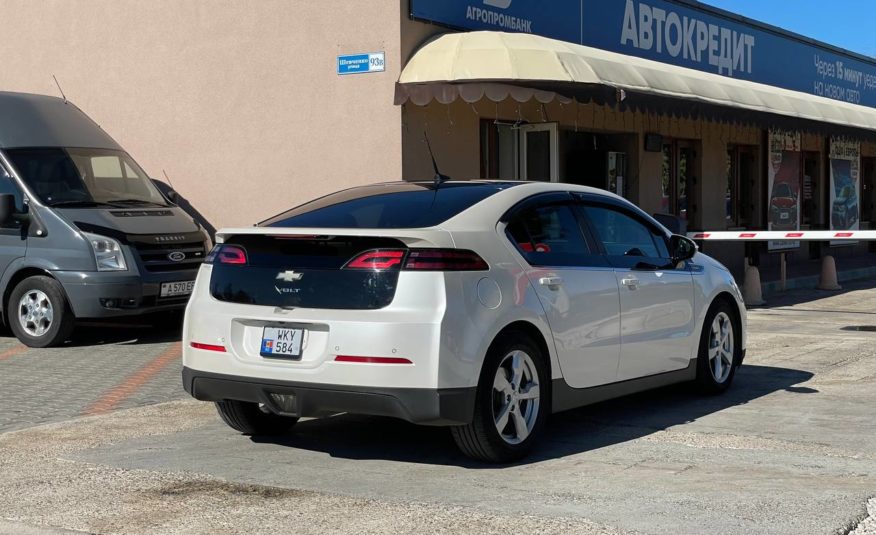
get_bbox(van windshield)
[4,148,169,207]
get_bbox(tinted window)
[0,164,23,229]
[262,182,519,229]
[583,205,670,268]
[507,203,605,267]
[4,148,167,207]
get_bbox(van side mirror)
[0,194,15,224]
[165,189,180,204]
[670,234,697,264]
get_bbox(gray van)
[0,91,210,347]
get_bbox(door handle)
[621,277,639,290]
[539,276,563,289]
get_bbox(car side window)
[506,203,607,267]
[582,204,671,270]
[0,164,24,229]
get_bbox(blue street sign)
[338,52,386,75]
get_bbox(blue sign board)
[338,52,386,75]
[411,0,876,109]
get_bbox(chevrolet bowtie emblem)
[276,270,304,282]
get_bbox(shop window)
[660,141,697,222]
[480,120,519,180]
[726,145,756,228]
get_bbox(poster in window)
[829,139,861,246]
[768,131,802,251]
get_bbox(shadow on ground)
[250,363,814,467]
[751,277,876,311]
[0,314,183,347]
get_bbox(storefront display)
[768,131,802,251]
[830,139,861,245]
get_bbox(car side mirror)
[0,194,15,224]
[166,189,180,204]
[670,234,697,264]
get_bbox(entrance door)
[519,123,559,182]
[581,202,696,380]
[504,196,620,388]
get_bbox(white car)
[183,181,746,462]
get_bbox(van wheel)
[215,400,299,435]
[695,301,742,394]
[7,276,75,348]
[450,333,549,463]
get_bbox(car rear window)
[261,182,519,229]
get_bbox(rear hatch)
[209,234,413,310]
[207,182,514,311]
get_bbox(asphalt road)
[2,282,876,534]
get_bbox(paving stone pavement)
[0,322,185,433]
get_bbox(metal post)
[780,252,787,292]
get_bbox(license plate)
[261,327,304,359]
[160,281,195,297]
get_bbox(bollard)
[742,263,766,306]
[816,255,842,291]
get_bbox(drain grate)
[841,326,876,332]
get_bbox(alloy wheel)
[709,312,734,383]
[492,349,541,445]
[18,289,54,338]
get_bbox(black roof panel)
[0,92,121,150]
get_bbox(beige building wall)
[1,0,406,229]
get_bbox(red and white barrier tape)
[686,230,874,241]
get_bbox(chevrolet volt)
[182,181,746,462]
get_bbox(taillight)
[343,248,488,271]
[404,249,488,271]
[205,244,248,265]
[344,249,406,270]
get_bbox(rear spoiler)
[214,227,456,248]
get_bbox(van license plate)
[160,281,195,297]
[261,327,304,359]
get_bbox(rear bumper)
[182,366,476,426]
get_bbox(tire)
[695,300,742,394]
[451,332,549,463]
[215,400,299,435]
[7,276,75,348]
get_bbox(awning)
[396,31,876,133]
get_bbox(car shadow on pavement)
[64,324,181,346]
[4,316,184,347]
[752,278,876,311]
[250,363,815,467]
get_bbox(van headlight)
[84,232,128,272]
